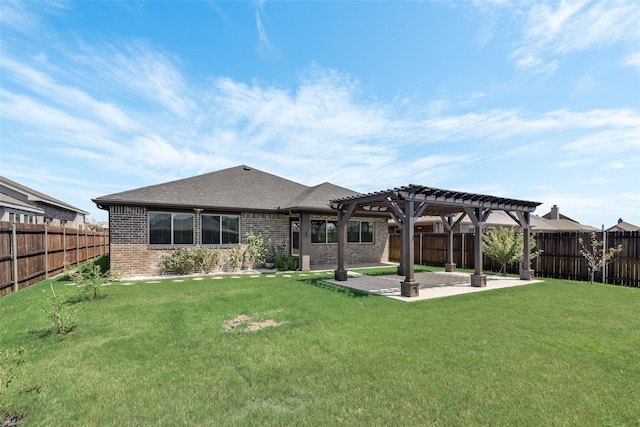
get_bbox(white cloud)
[255,10,272,58]
[623,52,640,71]
[508,1,640,73]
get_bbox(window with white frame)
[202,214,240,245]
[311,219,338,243]
[149,212,194,245]
[347,220,374,243]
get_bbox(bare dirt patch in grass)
[0,414,22,427]
[224,314,285,332]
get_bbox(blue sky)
[1,0,639,227]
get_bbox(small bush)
[196,247,221,273]
[287,255,299,271]
[68,261,109,301]
[243,232,267,268]
[160,248,196,275]
[273,243,298,271]
[226,246,244,272]
[43,285,76,335]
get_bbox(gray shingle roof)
[606,221,640,232]
[282,182,357,211]
[93,165,361,213]
[0,176,88,214]
[0,193,45,213]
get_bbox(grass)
[1,258,639,426]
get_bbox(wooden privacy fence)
[0,222,109,297]
[389,231,640,287]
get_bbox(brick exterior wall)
[308,215,389,266]
[108,206,389,277]
[36,203,85,228]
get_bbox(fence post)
[603,228,609,284]
[461,233,465,269]
[45,226,49,279]
[63,225,66,270]
[85,229,88,261]
[76,228,79,266]
[12,224,18,292]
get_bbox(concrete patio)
[325,270,542,302]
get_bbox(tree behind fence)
[389,231,639,287]
[0,221,110,296]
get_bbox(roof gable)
[606,221,640,232]
[282,182,359,211]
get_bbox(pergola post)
[397,232,405,276]
[334,209,348,281]
[517,211,535,280]
[334,203,356,281]
[387,203,406,276]
[400,200,419,297]
[465,207,488,287]
[299,213,311,272]
[440,213,466,273]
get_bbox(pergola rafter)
[331,184,542,297]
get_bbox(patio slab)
[324,271,542,302]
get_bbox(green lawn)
[1,260,639,426]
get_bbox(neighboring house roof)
[0,176,88,215]
[390,210,598,232]
[542,204,578,222]
[0,193,45,214]
[606,219,640,232]
[537,218,598,232]
[93,165,361,214]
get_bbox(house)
[388,204,598,234]
[92,165,389,277]
[0,176,88,228]
[606,219,640,232]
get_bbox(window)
[149,212,194,245]
[311,220,338,243]
[202,214,239,245]
[9,213,15,223]
[347,221,374,243]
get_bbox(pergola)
[330,185,542,297]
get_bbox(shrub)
[287,255,299,271]
[43,284,76,335]
[160,248,196,275]
[273,243,298,271]
[243,232,267,268]
[195,247,221,273]
[68,261,109,301]
[274,244,288,271]
[226,246,244,272]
